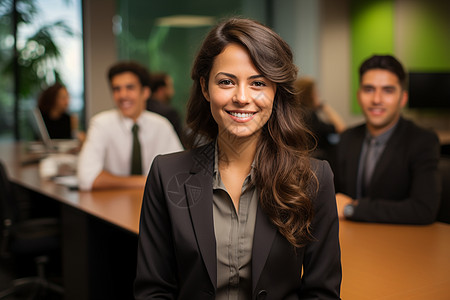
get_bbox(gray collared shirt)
[212,143,258,300]
[356,121,399,198]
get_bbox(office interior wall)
[83,0,117,123]
[319,0,363,127]
[81,0,449,132]
[275,0,366,127]
[81,0,359,127]
[396,0,450,131]
[396,0,450,71]
[350,0,395,114]
[272,0,320,79]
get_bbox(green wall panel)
[350,0,395,113]
[401,1,450,71]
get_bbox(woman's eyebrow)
[215,72,237,79]
[215,72,264,80]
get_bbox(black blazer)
[135,143,342,300]
[335,117,441,224]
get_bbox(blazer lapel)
[184,143,279,292]
[252,203,277,292]
[185,143,217,289]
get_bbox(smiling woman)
[134,17,342,300]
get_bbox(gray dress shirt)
[212,144,258,300]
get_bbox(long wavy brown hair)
[185,17,316,248]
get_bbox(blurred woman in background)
[295,77,346,167]
[37,82,84,142]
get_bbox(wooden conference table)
[338,214,450,299]
[1,142,450,299]
[1,142,141,300]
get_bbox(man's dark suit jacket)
[134,143,342,300]
[335,117,440,224]
[146,98,184,143]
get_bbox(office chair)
[0,160,64,299]
[437,156,450,224]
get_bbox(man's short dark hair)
[359,55,407,89]
[107,61,151,88]
[149,73,169,93]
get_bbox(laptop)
[27,108,80,189]
[31,108,80,154]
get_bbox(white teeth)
[230,112,253,118]
[120,100,132,108]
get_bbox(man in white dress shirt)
[77,61,183,190]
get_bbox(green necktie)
[131,123,142,175]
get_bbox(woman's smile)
[227,110,257,122]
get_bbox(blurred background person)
[37,82,85,142]
[77,62,183,191]
[334,55,440,224]
[146,72,184,144]
[294,76,346,167]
